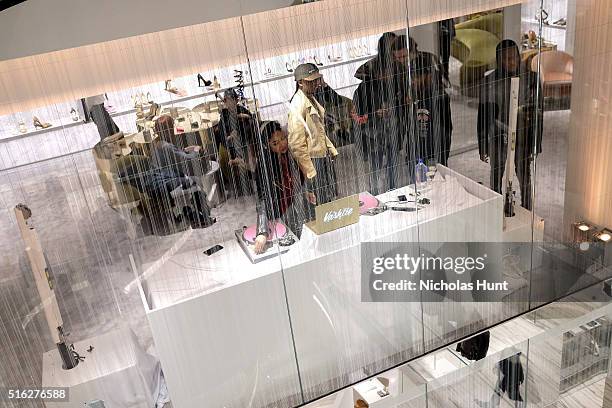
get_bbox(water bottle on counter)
[415,159,428,191]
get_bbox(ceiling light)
[595,229,612,242]
[577,223,591,232]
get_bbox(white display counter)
[137,166,504,408]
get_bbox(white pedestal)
[42,328,160,408]
[139,166,503,408]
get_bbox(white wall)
[503,4,523,46]
[563,0,612,236]
[0,0,295,61]
[410,23,439,55]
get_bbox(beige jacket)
[288,89,338,179]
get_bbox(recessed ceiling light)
[596,229,612,242]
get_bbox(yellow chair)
[452,13,504,96]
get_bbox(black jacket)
[215,106,255,160]
[456,331,490,361]
[499,353,524,401]
[477,65,543,160]
[408,87,453,165]
[353,58,403,134]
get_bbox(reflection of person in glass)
[253,121,311,254]
[288,63,338,217]
[216,87,257,197]
[477,40,542,210]
[475,352,525,407]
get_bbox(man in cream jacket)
[288,63,339,217]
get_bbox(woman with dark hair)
[354,31,397,81]
[477,39,542,210]
[352,32,402,194]
[253,121,311,254]
[216,87,257,197]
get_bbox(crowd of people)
[122,31,541,246]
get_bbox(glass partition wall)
[1,0,611,407]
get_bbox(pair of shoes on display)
[33,116,52,129]
[133,92,153,107]
[145,102,161,121]
[70,108,79,122]
[165,79,188,97]
[17,121,27,134]
[348,45,369,59]
[197,73,212,88]
[286,61,298,73]
[553,17,567,26]
[263,66,276,77]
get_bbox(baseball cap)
[294,63,322,82]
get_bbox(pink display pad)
[243,221,287,243]
[359,192,380,214]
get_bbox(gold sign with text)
[306,194,360,235]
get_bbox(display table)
[137,166,504,408]
[42,328,161,408]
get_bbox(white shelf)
[522,18,567,30]
[0,52,373,145]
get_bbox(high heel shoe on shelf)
[18,121,27,134]
[165,79,187,97]
[212,76,221,91]
[145,102,161,121]
[286,62,294,73]
[535,9,549,24]
[197,73,212,87]
[33,116,52,129]
[313,56,323,66]
[70,108,79,122]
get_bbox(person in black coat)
[438,19,456,84]
[477,39,542,210]
[406,53,453,168]
[118,157,214,230]
[353,32,402,195]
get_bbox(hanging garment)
[456,331,491,361]
[498,353,524,402]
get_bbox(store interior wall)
[503,4,522,45]
[408,23,438,55]
[0,0,295,61]
[563,0,612,238]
